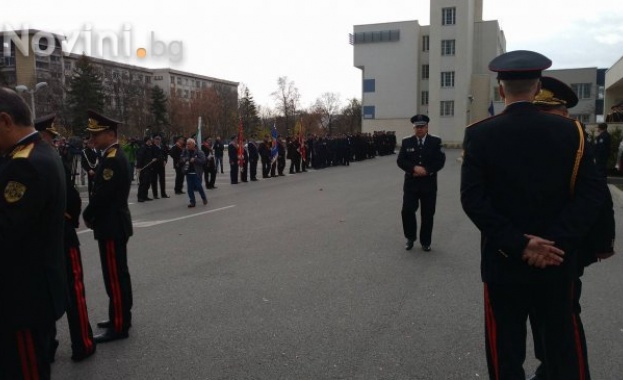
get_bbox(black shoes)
[202,199,208,205]
[188,204,196,208]
[71,346,96,362]
[405,239,415,251]
[161,194,170,198]
[153,195,160,199]
[97,320,112,328]
[93,329,129,344]
[422,245,431,252]
[175,191,185,194]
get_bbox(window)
[571,83,591,99]
[421,64,429,80]
[170,76,175,84]
[352,29,400,44]
[440,101,454,116]
[363,105,375,119]
[441,71,455,87]
[177,77,182,85]
[442,7,456,25]
[422,35,430,52]
[363,79,375,93]
[571,114,591,123]
[441,40,455,56]
[598,85,604,100]
[421,91,429,106]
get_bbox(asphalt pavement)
[52,150,623,379]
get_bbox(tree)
[341,98,362,134]
[66,54,106,135]
[238,85,261,138]
[272,76,300,136]
[150,85,169,133]
[314,92,341,134]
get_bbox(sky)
[4,0,623,111]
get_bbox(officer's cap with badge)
[489,50,552,80]
[534,76,578,109]
[85,110,122,134]
[34,113,60,136]
[410,114,430,127]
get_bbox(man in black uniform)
[136,136,155,202]
[258,135,271,178]
[593,122,611,177]
[35,114,96,363]
[150,135,169,199]
[0,88,67,379]
[397,114,445,251]
[461,51,609,379]
[247,137,259,181]
[83,110,134,344]
[169,136,186,194]
[228,135,239,184]
[81,139,99,199]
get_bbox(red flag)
[299,120,306,162]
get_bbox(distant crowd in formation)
[66,130,397,207]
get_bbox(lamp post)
[15,82,48,119]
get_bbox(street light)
[15,82,48,119]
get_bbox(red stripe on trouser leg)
[107,240,124,333]
[70,247,92,351]
[24,330,39,380]
[16,331,32,380]
[570,283,586,380]
[484,285,500,380]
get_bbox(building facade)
[352,0,505,146]
[1,29,238,136]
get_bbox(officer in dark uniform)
[35,114,96,362]
[136,136,155,202]
[258,135,271,178]
[228,136,239,184]
[461,50,609,379]
[81,139,99,199]
[150,135,169,199]
[0,88,67,379]
[397,114,445,251]
[247,138,259,181]
[82,110,134,344]
[593,122,611,177]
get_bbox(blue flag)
[487,101,494,117]
[270,123,279,163]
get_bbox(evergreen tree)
[150,85,169,134]
[66,54,105,135]
[238,86,260,137]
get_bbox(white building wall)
[605,56,623,111]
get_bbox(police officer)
[35,114,97,362]
[397,114,445,251]
[0,88,67,378]
[83,110,134,343]
[81,138,99,199]
[461,51,609,379]
[593,122,611,177]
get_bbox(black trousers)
[63,244,94,356]
[261,158,270,178]
[137,167,152,200]
[529,279,587,379]
[97,238,133,334]
[484,281,590,380]
[151,162,166,197]
[230,163,238,184]
[241,160,248,182]
[250,159,258,180]
[204,166,217,188]
[174,165,184,193]
[277,157,286,175]
[0,324,54,380]
[401,188,437,246]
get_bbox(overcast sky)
[4,0,623,110]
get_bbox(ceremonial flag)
[487,101,495,117]
[237,119,245,168]
[270,122,279,164]
[297,118,306,162]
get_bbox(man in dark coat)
[593,122,611,177]
[461,50,609,379]
[83,110,134,344]
[169,136,186,194]
[136,136,155,202]
[247,138,259,181]
[397,114,446,252]
[0,88,67,378]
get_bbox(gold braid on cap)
[534,88,566,106]
[87,118,110,131]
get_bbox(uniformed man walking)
[82,110,134,343]
[397,114,446,251]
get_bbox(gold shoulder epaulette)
[106,148,117,158]
[11,143,35,159]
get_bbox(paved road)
[53,150,623,379]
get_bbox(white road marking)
[77,205,235,234]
